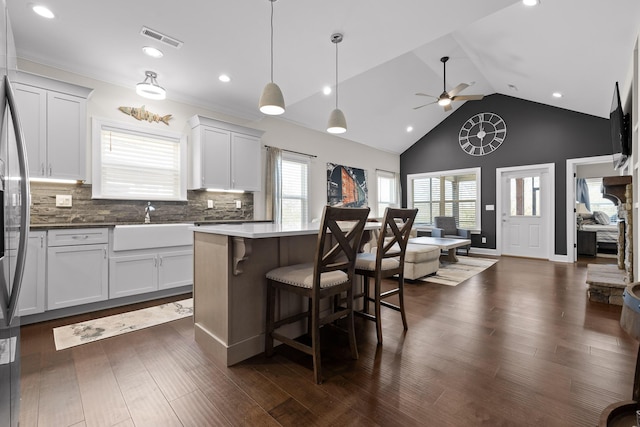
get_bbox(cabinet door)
[201,126,231,189]
[47,91,86,180]
[231,133,261,191]
[47,244,108,310]
[13,83,47,177]
[109,253,158,298]
[158,250,193,290]
[17,232,46,316]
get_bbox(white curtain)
[265,147,282,223]
[394,172,402,208]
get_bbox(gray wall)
[400,94,612,255]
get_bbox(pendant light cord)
[335,41,339,109]
[270,0,274,83]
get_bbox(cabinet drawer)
[48,228,109,246]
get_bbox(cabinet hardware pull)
[72,235,89,240]
[49,164,52,176]
[103,248,107,258]
[41,163,45,175]
[40,236,44,248]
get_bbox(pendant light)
[327,33,346,134]
[136,71,166,100]
[259,0,285,115]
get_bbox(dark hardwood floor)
[19,255,635,426]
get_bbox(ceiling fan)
[414,56,484,112]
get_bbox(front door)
[499,167,551,258]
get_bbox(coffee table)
[408,236,471,263]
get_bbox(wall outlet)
[207,200,214,209]
[56,194,72,207]
[235,200,242,209]
[481,237,487,244]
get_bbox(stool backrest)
[376,208,418,267]
[315,206,370,287]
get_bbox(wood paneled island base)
[193,225,322,366]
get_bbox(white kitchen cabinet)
[16,231,47,316]
[47,228,108,310]
[109,248,193,298]
[14,71,93,181]
[188,115,263,191]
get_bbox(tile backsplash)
[30,182,254,225]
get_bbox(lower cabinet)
[18,231,47,316]
[109,248,193,298]
[47,228,109,310]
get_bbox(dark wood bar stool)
[354,207,417,344]
[264,206,370,384]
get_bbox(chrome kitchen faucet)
[144,202,155,223]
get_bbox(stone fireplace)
[586,175,633,305]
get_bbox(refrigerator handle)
[4,75,31,326]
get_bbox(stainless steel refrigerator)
[0,1,31,425]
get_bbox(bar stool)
[354,207,418,344]
[265,206,370,384]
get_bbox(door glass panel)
[509,176,540,216]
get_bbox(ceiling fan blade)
[415,92,437,98]
[444,103,452,112]
[452,94,484,101]
[413,101,436,110]
[448,83,469,97]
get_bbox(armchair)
[432,216,471,255]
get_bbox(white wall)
[19,59,399,220]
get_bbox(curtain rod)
[264,145,317,158]
[376,168,398,174]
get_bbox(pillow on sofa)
[593,211,611,225]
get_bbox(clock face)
[458,112,507,156]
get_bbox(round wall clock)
[458,112,507,156]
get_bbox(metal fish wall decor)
[118,105,172,125]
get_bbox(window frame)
[376,170,399,217]
[91,117,187,201]
[406,167,481,232]
[280,152,310,226]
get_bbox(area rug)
[53,298,193,351]
[418,257,498,286]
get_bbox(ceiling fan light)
[438,97,451,106]
[259,82,285,115]
[136,71,166,100]
[327,108,347,134]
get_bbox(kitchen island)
[191,221,378,366]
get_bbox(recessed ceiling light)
[552,92,563,98]
[406,126,413,133]
[32,5,55,19]
[323,86,332,95]
[219,74,231,83]
[522,0,539,6]
[142,46,164,58]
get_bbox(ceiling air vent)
[140,26,183,49]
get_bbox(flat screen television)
[611,81,631,169]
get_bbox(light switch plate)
[207,200,214,209]
[235,200,242,209]
[486,204,495,211]
[56,194,72,207]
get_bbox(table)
[190,221,379,366]
[408,236,472,263]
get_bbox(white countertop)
[191,221,379,239]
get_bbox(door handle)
[4,76,32,326]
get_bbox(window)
[281,153,309,226]
[407,167,480,230]
[584,177,617,219]
[510,176,540,216]
[377,170,398,217]
[92,118,186,201]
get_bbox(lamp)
[327,33,346,134]
[576,202,590,216]
[136,71,166,100]
[259,0,285,115]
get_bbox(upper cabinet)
[13,71,93,181]
[188,115,263,191]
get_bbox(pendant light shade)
[259,0,285,115]
[327,33,346,134]
[136,71,166,100]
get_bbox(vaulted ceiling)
[8,0,640,154]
